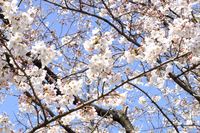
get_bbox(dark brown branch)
[28,52,190,132]
[0,38,74,132]
[61,68,88,80]
[43,0,140,47]
[25,92,75,133]
[0,13,9,25]
[169,72,200,103]
[169,8,181,18]
[74,97,134,133]
[28,96,103,133]
[177,63,200,77]
[3,44,49,122]
[94,105,134,133]
[128,83,179,133]
[18,0,24,7]
[101,0,124,32]
[28,52,135,132]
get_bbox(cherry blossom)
[0,0,199,132]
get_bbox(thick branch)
[94,105,134,133]
[74,96,134,133]
[169,72,200,103]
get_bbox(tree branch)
[128,83,179,133]
[94,105,134,133]
[43,0,140,47]
[169,72,200,103]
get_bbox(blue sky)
[1,1,200,132]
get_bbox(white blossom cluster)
[31,41,56,67]
[0,113,12,129]
[0,0,199,132]
[87,49,114,80]
[140,1,200,65]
